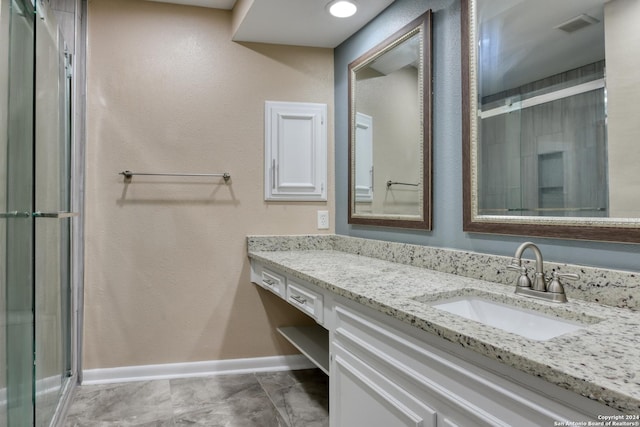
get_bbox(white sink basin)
[431,296,586,341]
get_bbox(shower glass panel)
[478,98,524,215]
[34,3,73,426]
[478,72,607,217]
[2,0,36,426]
[2,0,74,425]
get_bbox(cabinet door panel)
[264,101,327,201]
[333,302,600,426]
[331,342,437,427]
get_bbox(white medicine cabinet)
[264,101,328,201]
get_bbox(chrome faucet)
[506,242,578,303]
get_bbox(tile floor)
[63,369,329,427]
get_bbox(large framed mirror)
[462,0,640,242]
[348,11,432,229]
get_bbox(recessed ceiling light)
[327,0,357,18]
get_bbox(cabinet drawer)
[287,281,324,323]
[260,268,286,297]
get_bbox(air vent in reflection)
[555,14,600,33]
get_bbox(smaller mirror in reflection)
[349,11,432,229]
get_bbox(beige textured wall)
[85,0,334,369]
[605,0,640,217]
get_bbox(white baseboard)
[0,375,62,407]
[81,354,316,385]
[36,375,63,398]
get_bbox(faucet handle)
[555,272,579,281]
[506,263,525,274]
[507,264,532,288]
[547,271,579,294]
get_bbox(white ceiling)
[478,0,606,95]
[146,0,396,48]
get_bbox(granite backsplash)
[247,234,639,311]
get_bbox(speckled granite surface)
[247,235,640,414]
[248,235,639,310]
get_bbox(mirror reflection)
[465,0,640,241]
[354,33,421,216]
[349,12,432,229]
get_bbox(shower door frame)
[2,0,85,425]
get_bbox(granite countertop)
[248,247,640,414]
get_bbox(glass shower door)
[2,0,36,426]
[1,0,74,425]
[33,2,74,426]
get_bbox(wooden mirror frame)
[461,0,640,243]
[348,11,433,230]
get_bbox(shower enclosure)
[2,0,79,425]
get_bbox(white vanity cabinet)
[330,299,614,427]
[249,259,619,426]
[250,260,331,375]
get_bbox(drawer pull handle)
[263,279,276,286]
[291,295,307,305]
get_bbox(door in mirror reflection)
[354,112,374,206]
